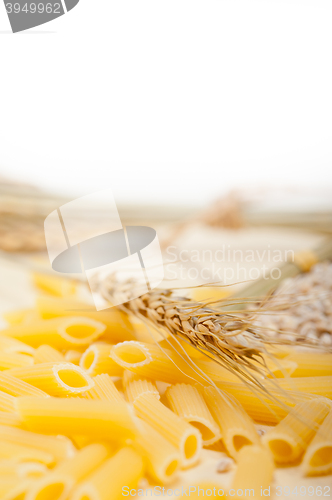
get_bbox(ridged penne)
[32,272,76,297]
[0,336,35,356]
[302,407,332,476]
[25,443,110,500]
[34,345,65,363]
[166,384,221,446]
[286,352,332,377]
[0,411,22,427]
[84,374,124,403]
[134,418,180,483]
[123,370,160,404]
[36,296,135,343]
[133,393,202,467]
[71,447,144,500]
[0,352,33,371]
[0,372,49,398]
[0,441,54,464]
[0,316,107,349]
[17,396,137,440]
[203,386,260,457]
[0,390,16,413]
[0,424,75,462]
[262,398,330,463]
[232,445,274,496]
[8,362,94,396]
[80,343,123,377]
[277,376,332,399]
[111,341,208,386]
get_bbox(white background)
[0,0,332,206]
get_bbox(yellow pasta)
[64,350,82,365]
[34,344,65,364]
[80,343,123,377]
[36,296,135,343]
[84,374,124,403]
[0,442,54,464]
[277,375,332,399]
[2,479,34,500]
[123,370,160,404]
[0,390,16,413]
[8,362,94,396]
[231,445,274,497]
[3,308,35,326]
[32,272,76,297]
[0,352,33,371]
[111,341,209,386]
[0,372,49,398]
[134,417,180,483]
[286,352,332,377]
[166,384,221,446]
[0,411,22,427]
[71,447,144,500]
[0,460,48,479]
[0,336,35,356]
[25,443,111,500]
[17,396,137,440]
[302,407,332,476]
[0,424,75,462]
[0,316,107,349]
[133,393,202,467]
[203,386,260,458]
[262,398,330,464]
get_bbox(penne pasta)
[0,390,16,413]
[166,384,221,446]
[262,398,330,464]
[0,316,107,350]
[2,308,35,326]
[0,424,76,462]
[34,345,65,364]
[36,296,135,343]
[25,443,111,500]
[111,341,209,386]
[8,362,94,396]
[32,272,77,297]
[0,411,22,427]
[231,445,274,497]
[286,352,332,377]
[84,374,124,403]
[203,386,260,458]
[302,407,332,476]
[65,350,82,365]
[0,336,35,356]
[123,370,160,404]
[276,376,332,400]
[133,393,202,467]
[80,343,123,377]
[71,447,144,500]
[0,372,49,398]
[0,352,33,371]
[17,396,137,440]
[134,417,180,483]
[0,442,54,464]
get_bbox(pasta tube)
[25,443,111,500]
[111,341,208,386]
[80,343,123,377]
[0,372,49,398]
[134,418,180,483]
[0,411,22,427]
[0,441,54,464]
[123,370,160,404]
[34,345,65,363]
[17,396,137,440]
[0,424,76,462]
[277,376,332,399]
[8,362,94,396]
[0,316,107,349]
[286,352,332,377]
[36,296,135,343]
[0,352,33,371]
[262,398,330,464]
[84,374,124,403]
[32,272,76,297]
[232,445,274,497]
[166,384,221,446]
[302,407,332,476]
[0,390,16,413]
[0,336,35,356]
[65,350,82,365]
[203,386,260,458]
[133,393,202,467]
[71,447,144,500]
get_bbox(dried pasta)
[302,406,332,476]
[34,345,65,364]
[123,370,160,404]
[0,372,49,398]
[84,374,124,404]
[231,445,274,497]
[80,343,123,377]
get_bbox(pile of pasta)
[0,273,331,500]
